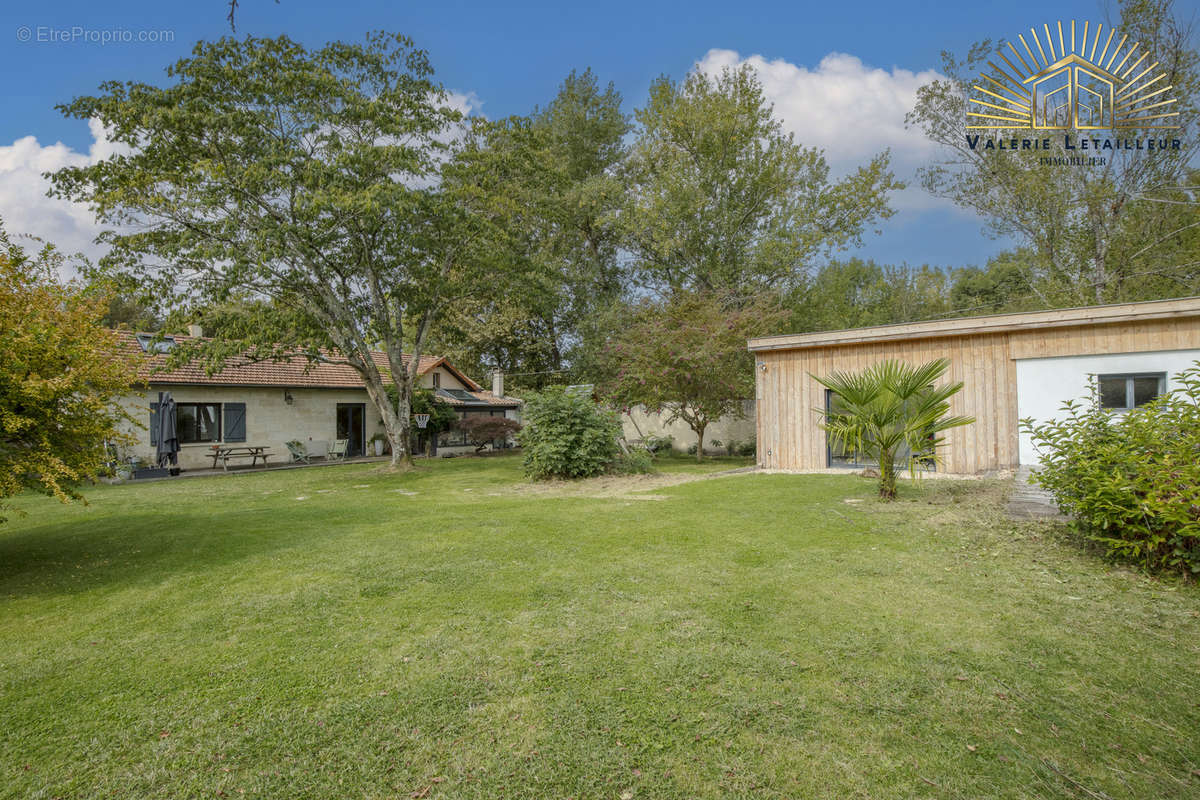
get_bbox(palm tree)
[813,358,974,500]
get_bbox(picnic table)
[209,445,273,471]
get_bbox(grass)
[1,453,1198,799]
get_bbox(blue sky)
[0,0,1123,268]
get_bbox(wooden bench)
[209,446,273,471]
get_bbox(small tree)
[814,358,974,499]
[457,415,522,453]
[599,292,784,461]
[517,386,621,480]
[0,225,139,520]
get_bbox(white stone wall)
[1015,348,1200,465]
[118,364,519,469]
[619,400,756,453]
[120,385,388,470]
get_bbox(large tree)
[906,0,1199,306]
[0,223,139,520]
[51,33,530,467]
[429,68,630,388]
[621,64,901,298]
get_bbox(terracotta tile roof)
[119,331,519,408]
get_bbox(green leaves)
[621,64,901,297]
[517,387,622,480]
[814,358,974,499]
[1022,364,1200,573]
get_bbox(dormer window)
[432,372,441,388]
[136,334,175,354]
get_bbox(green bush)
[642,434,675,453]
[517,386,623,480]
[736,437,756,457]
[1021,363,1200,574]
[612,448,655,475]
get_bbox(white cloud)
[695,48,978,223]
[0,118,123,265]
[696,49,942,173]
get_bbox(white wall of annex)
[1016,349,1200,465]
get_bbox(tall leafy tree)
[0,223,139,520]
[621,64,901,298]
[51,33,531,467]
[430,69,630,386]
[906,0,1199,305]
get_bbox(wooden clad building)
[747,297,1200,475]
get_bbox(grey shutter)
[223,402,246,442]
[149,403,160,446]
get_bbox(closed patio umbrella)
[156,391,179,471]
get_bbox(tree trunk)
[879,449,897,500]
[695,422,707,462]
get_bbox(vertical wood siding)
[755,317,1200,473]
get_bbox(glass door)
[336,403,366,457]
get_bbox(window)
[177,402,222,443]
[136,333,175,353]
[1098,373,1165,411]
[432,372,441,389]
[824,389,934,471]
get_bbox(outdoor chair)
[286,441,311,464]
[328,439,349,461]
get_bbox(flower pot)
[373,440,384,456]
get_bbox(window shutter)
[223,402,246,442]
[149,403,160,446]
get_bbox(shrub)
[457,415,522,453]
[736,437,756,457]
[1021,363,1200,574]
[612,448,654,475]
[643,434,675,453]
[518,386,623,480]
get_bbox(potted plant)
[368,432,388,457]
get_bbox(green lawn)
[2,455,1198,799]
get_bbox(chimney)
[187,323,204,338]
[492,370,504,398]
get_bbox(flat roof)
[747,296,1200,352]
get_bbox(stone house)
[117,330,519,470]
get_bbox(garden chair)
[286,441,311,464]
[328,439,349,461]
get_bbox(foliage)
[622,64,900,297]
[457,415,522,453]
[1022,364,1200,573]
[598,291,785,461]
[0,224,140,520]
[611,448,655,475]
[788,259,952,331]
[641,433,675,453]
[428,68,630,387]
[517,386,621,479]
[814,358,974,499]
[906,0,1200,306]
[402,387,459,437]
[50,33,534,467]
